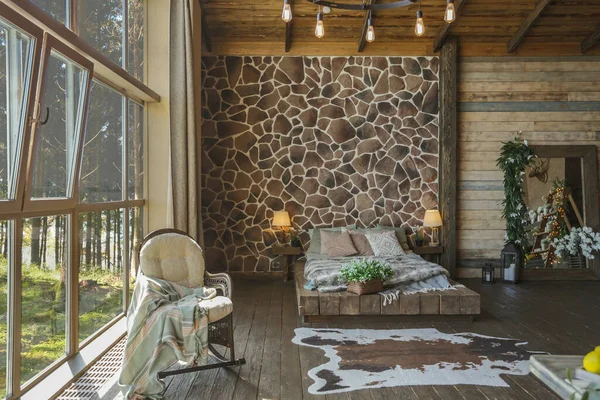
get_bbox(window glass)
[79,209,124,343]
[0,221,10,397]
[77,1,123,67]
[80,82,124,203]
[21,215,68,385]
[31,0,68,26]
[127,0,144,80]
[128,100,144,200]
[128,206,143,295]
[31,50,88,199]
[0,19,35,200]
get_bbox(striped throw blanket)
[119,275,216,399]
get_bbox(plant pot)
[347,279,383,295]
[415,239,424,247]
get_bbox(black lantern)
[482,263,495,283]
[500,241,522,283]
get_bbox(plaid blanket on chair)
[119,275,216,399]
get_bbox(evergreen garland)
[496,135,536,248]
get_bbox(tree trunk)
[106,210,111,271]
[85,213,92,268]
[31,217,41,266]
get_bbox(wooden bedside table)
[272,246,302,281]
[414,245,444,264]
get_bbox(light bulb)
[444,0,455,23]
[282,0,292,23]
[315,12,325,38]
[366,19,375,42]
[415,10,425,36]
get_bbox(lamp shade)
[423,210,443,227]
[272,211,291,227]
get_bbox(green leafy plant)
[340,258,393,283]
[497,134,536,249]
[567,368,600,400]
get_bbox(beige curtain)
[169,0,203,245]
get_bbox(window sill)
[21,317,126,400]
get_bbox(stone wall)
[201,56,439,272]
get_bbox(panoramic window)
[30,49,89,199]
[20,215,69,385]
[31,0,68,26]
[0,18,36,201]
[77,1,123,66]
[80,81,124,203]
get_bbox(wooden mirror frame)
[525,145,599,280]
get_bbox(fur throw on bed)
[304,254,454,305]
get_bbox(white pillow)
[365,230,406,257]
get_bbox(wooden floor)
[160,278,600,400]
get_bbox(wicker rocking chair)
[137,229,246,379]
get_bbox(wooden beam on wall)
[357,0,375,53]
[433,0,467,53]
[582,25,600,54]
[439,36,458,278]
[200,3,212,53]
[507,0,552,53]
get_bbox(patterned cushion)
[320,231,358,257]
[365,230,406,257]
[346,229,375,256]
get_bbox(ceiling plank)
[433,0,467,53]
[581,25,600,53]
[200,3,213,52]
[357,0,376,53]
[507,0,552,53]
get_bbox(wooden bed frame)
[294,261,480,323]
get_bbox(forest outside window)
[0,3,147,398]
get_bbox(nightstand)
[414,245,444,264]
[272,246,302,281]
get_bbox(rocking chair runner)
[136,229,246,379]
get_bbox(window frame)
[22,33,93,213]
[0,3,44,214]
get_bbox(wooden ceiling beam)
[581,25,600,53]
[433,0,467,53]
[358,0,376,53]
[200,2,213,52]
[507,0,552,53]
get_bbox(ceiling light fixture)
[415,1,425,37]
[444,0,456,23]
[315,7,325,38]
[282,0,292,22]
[366,12,375,43]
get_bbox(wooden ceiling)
[200,0,600,56]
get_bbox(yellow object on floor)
[583,348,600,374]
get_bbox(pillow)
[346,229,375,256]
[376,225,410,251]
[320,230,358,257]
[365,230,406,257]
[307,225,355,254]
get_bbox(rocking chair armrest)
[205,271,233,299]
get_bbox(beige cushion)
[365,230,406,257]
[321,230,358,257]
[347,229,375,256]
[140,233,205,288]
[202,296,233,323]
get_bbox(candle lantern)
[500,241,522,283]
[482,262,495,284]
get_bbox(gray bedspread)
[304,253,454,305]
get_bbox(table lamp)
[423,209,442,246]
[272,211,292,243]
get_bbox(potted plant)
[290,229,301,248]
[414,229,425,247]
[340,259,394,295]
[541,238,550,251]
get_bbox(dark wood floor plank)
[257,282,284,400]
[280,282,303,400]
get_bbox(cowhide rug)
[292,328,543,394]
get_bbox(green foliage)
[497,135,535,249]
[567,368,600,400]
[340,258,393,283]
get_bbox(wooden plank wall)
[456,56,600,276]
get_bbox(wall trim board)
[461,56,600,63]
[459,102,600,113]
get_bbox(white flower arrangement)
[552,227,600,260]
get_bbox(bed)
[294,226,481,323]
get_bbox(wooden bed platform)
[295,261,480,323]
